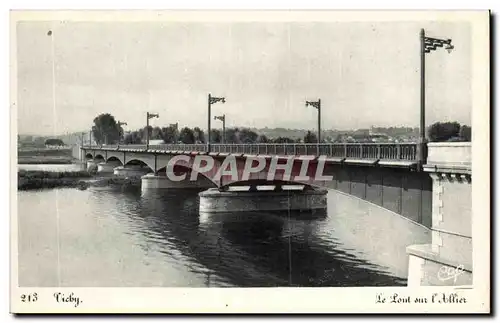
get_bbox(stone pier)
[114,165,151,178]
[97,160,122,174]
[86,159,98,172]
[406,142,472,286]
[141,173,215,190]
[199,186,328,213]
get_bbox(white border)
[5,5,492,316]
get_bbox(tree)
[210,129,222,143]
[428,121,461,142]
[92,113,121,145]
[179,127,195,144]
[257,135,270,143]
[459,125,472,142]
[161,124,179,143]
[238,128,259,143]
[303,131,318,143]
[123,131,142,144]
[139,126,153,141]
[274,137,295,143]
[44,138,65,146]
[193,127,205,143]
[225,127,240,144]
[151,126,163,140]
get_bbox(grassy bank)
[18,148,76,165]
[18,170,141,190]
[18,170,92,190]
[18,156,75,164]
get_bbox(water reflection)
[136,189,407,287]
[19,185,430,287]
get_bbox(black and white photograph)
[10,9,490,313]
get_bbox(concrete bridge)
[82,143,430,221]
[80,142,472,287]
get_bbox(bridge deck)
[82,143,418,168]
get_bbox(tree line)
[428,122,471,142]
[91,113,320,145]
[90,113,471,145]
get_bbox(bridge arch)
[84,152,93,160]
[124,159,155,173]
[105,151,125,165]
[94,154,105,161]
[106,156,124,165]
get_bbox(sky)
[15,19,472,136]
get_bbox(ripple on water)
[18,186,429,287]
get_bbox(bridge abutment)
[406,143,472,286]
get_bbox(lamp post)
[89,128,92,148]
[208,94,225,152]
[146,112,159,150]
[214,114,226,144]
[305,99,321,155]
[117,121,127,146]
[419,28,454,168]
[47,29,57,138]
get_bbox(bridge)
[80,141,472,287]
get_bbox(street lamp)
[47,29,57,138]
[146,112,159,150]
[117,121,127,146]
[214,114,226,144]
[89,128,93,148]
[419,28,454,167]
[208,94,225,152]
[305,99,321,155]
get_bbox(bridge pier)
[114,165,151,178]
[86,159,98,172]
[199,186,328,213]
[97,160,122,174]
[406,143,472,286]
[141,173,215,190]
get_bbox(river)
[17,167,431,287]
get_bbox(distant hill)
[18,126,419,146]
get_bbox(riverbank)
[17,147,77,165]
[17,170,141,191]
[18,156,75,164]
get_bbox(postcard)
[10,10,490,313]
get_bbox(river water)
[17,167,431,287]
[18,164,85,172]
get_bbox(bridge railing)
[83,143,418,161]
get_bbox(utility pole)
[214,114,226,144]
[207,94,225,152]
[419,28,454,168]
[146,112,159,150]
[306,99,321,155]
